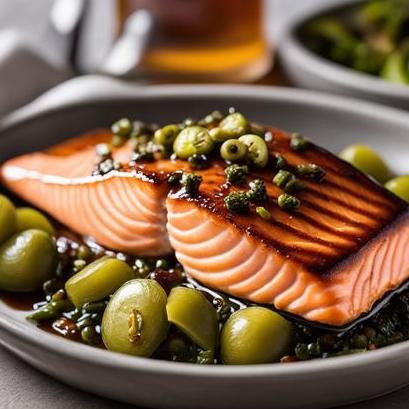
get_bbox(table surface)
[2,0,409,408]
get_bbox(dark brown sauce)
[0,291,43,311]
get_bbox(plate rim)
[1,81,409,379]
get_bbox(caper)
[247,179,268,203]
[167,287,218,352]
[273,170,293,188]
[15,207,55,236]
[339,144,391,183]
[0,229,57,292]
[278,193,300,211]
[154,124,180,146]
[272,153,287,170]
[65,256,135,308]
[111,118,132,137]
[173,126,215,159]
[180,172,202,195]
[256,206,271,220]
[296,163,326,181]
[221,307,293,364]
[102,279,168,357]
[220,139,248,162]
[187,154,209,170]
[238,134,268,168]
[224,192,249,213]
[81,326,99,345]
[0,195,17,245]
[290,133,310,151]
[385,176,409,203]
[224,164,248,184]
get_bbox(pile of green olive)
[339,144,409,202]
[154,112,270,168]
[64,256,293,363]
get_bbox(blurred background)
[0,0,332,116]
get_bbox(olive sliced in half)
[173,126,215,159]
[102,279,168,357]
[167,286,218,352]
[65,257,135,307]
[239,134,269,168]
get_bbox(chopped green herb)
[247,179,268,203]
[297,163,326,181]
[224,164,248,184]
[224,192,250,213]
[290,133,310,151]
[256,206,271,220]
[181,172,202,195]
[278,193,301,211]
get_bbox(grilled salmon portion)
[167,128,409,326]
[2,125,408,326]
[0,130,173,256]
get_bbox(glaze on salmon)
[1,126,408,326]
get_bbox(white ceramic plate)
[1,78,409,409]
[278,0,409,110]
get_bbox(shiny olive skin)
[0,229,57,292]
[0,195,17,245]
[385,176,409,203]
[167,286,218,351]
[220,139,248,162]
[102,279,168,357]
[339,144,391,184]
[65,257,135,307]
[154,124,180,146]
[16,207,55,236]
[221,307,293,364]
[238,134,269,168]
[173,126,215,159]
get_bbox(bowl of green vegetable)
[279,0,409,109]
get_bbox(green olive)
[16,207,55,236]
[173,126,215,159]
[167,287,218,351]
[0,195,17,245]
[221,307,293,365]
[102,279,168,357]
[220,139,248,162]
[339,144,392,183]
[154,124,180,146]
[209,113,248,142]
[238,134,269,168]
[0,229,57,292]
[385,175,409,203]
[65,257,135,307]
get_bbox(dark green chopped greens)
[302,0,409,85]
[247,179,268,203]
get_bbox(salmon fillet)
[166,129,409,327]
[1,126,408,326]
[1,130,172,256]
